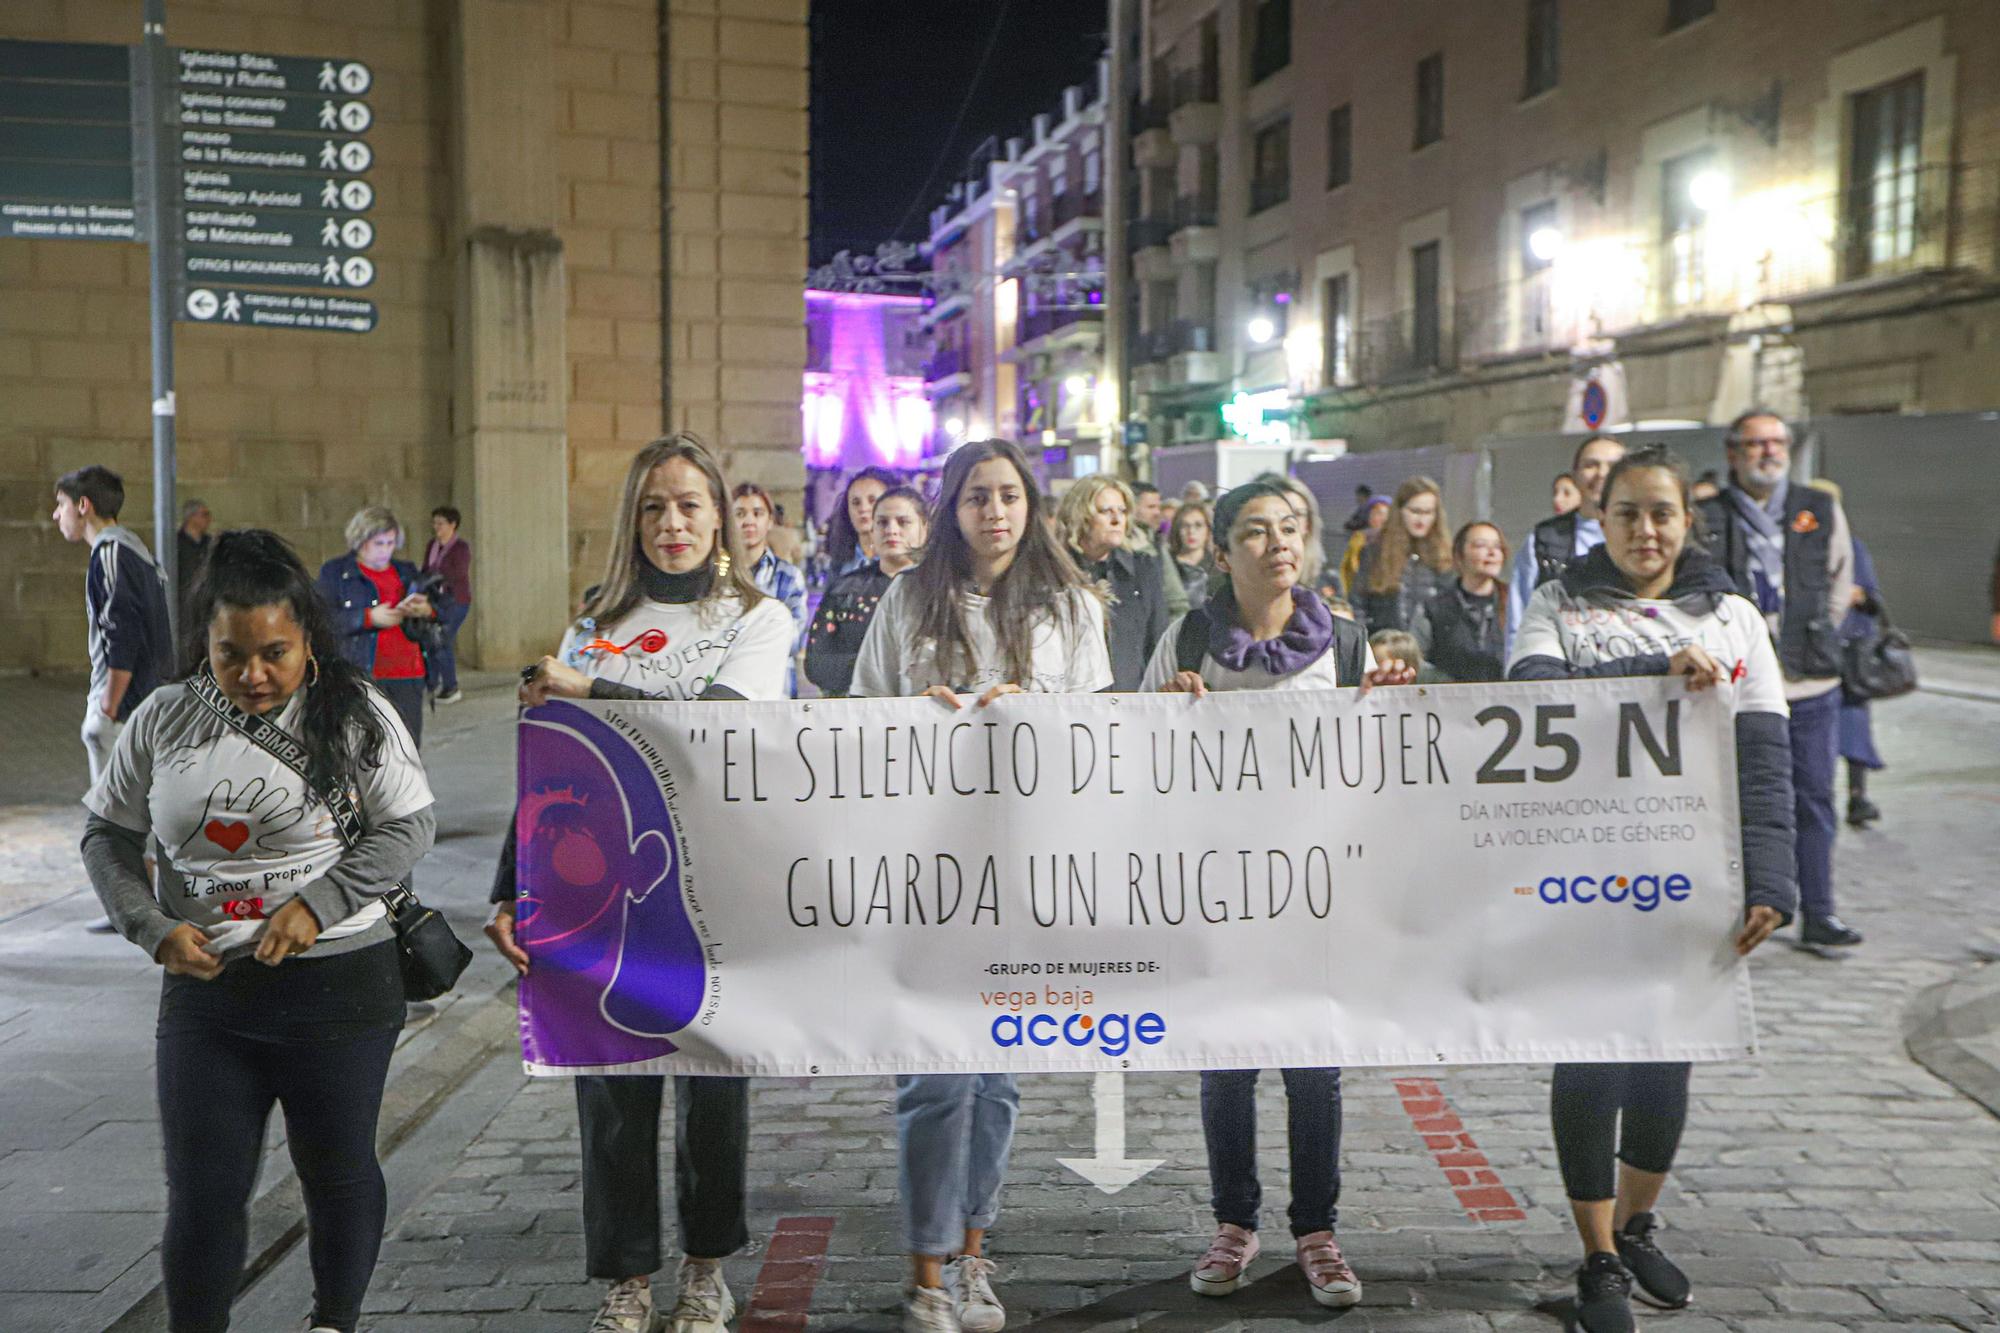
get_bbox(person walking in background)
[1511,444,1796,1333]
[733,482,810,695]
[1412,520,1510,682]
[82,529,434,1333]
[1142,478,1409,1314]
[1551,473,1581,516]
[1698,409,1861,951]
[1343,483,1376,532]
[1057,476,1170,692]
[826,466,902,579]
[317,507,437,748]
[176,498,214,609]
[1167,500,1217,610]
[805,484,926,697]
[423,506,473,704]
[1507,435,1627,657]
[851,439,1111,1333]
[53,465,173,935]
[1339,496,1388,596]
[1133,481,1190,616]
[1805,479,1888,829]
[1353,477,1450,634]
[492,434,795,1333]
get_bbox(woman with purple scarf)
[1140,479,1412,1312]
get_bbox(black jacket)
[1414,580,1506,683]
[1696,484,1841,679]
[1507,544,1799,923]
[1077,546,1171,692]
[804,561,895,697]
[1353,543,1448,634]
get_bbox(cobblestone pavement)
[343,666,2000,1333]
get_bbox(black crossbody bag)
[188,670,473,1000]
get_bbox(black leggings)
[157,1022,398,1332]
[1550,1062,1691,1202]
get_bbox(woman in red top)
[315,506,436,746]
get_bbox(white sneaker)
[667,1258,735,1333]
[589,1277,662,1333]
[944,1255,1005,1333]
[437,688,463,703]
[904,1284,961,1333]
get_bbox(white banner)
[512,680,1756,1076]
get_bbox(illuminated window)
[1660,147,1714,309]
[1322,272,1352,386]
[1519,199,1557,346]
[1844,72,1924,278]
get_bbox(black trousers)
[157,1022,398,1332]
[377,675,424,749]
[1550,1062,1691,1202]
[1200,1067,1343,1236]
[576,1074,751,1279]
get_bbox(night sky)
[809,0,1109,268]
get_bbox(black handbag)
[187,670,473,1000]
[1841,596,1919,703]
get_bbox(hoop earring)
[307,654,321,687]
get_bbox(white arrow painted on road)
[1058,1071,1163,1194]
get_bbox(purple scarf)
[1207,584,1334,675]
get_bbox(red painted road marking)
[1392,1077,1528,1222]
[740,1216,836,1333]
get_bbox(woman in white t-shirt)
[485,433,793,1333]
[1507,444,1798,1333]
[1140,480,1411,1313]
[851,439,1110,1333]
[82,528,434,1333]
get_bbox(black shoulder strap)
[186,669,366,850]
[1332,614,1368,684]
[1175,609,1210,674]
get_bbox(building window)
[1414,53,1444,149]
[1326,104,1352,189]
[1411,240,1442,368]
[1524,0,1559,98]
[1250,117,1291,213]
[1322,272,1352,386]
[1844,71,1925,278]
[1660,147,1714,308]
[1519,199,1557,345]
[1666,0,1714,31]
[1250,0,1291,85]
[1083,149,1101,196]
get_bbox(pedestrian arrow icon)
[222,291,242,321]
[318,62,336,90]
[321,255,342,285]
[319,140,338,168]
[341,256,374,287]
[338,141,371,172]
[318,101,337,129]
[320,179,340,208]
[340,180,373,210]
[337,101,371,133]
[320,217,339,246]
[340,218,373,250]
[185,288,219,320]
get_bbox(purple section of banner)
[515,701,706,1068]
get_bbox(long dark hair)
[180,529,388,793]
[826,465,903,569]
[907,439,1094,685]
[575,434,764,629]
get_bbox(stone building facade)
[2,0,807,673]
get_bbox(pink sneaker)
[1295,1231,1361,1307]
[1189,1223,1260,1296]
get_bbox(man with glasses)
[1699,409,1862,951]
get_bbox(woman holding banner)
[851,439,1111,1333]
[488,434,794,1333]
[1139,478,1411,1310]
[1508,444,1797,1333]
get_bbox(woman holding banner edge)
[1139,478,1412,1310]
[487,434,794,1333]
[850,439,1112,1333]
[1508,444,1796,1333]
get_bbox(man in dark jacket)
[1697,409,1861,950]
[1505,435,1626,657]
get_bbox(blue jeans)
[1201,1068,1343,1236]
[1790,687,1840,920]
[896,1073,1018,1255]
[433,600,470,693]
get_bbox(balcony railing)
[1017,306,1103,345]
[923,347,967,382]
[1138,320,1215,364]
[1132,97,1170,134]
[1170,64,1219,107]
[1052,192,1103,229]
[1250,173,1290,215]
[1173,190,1218,230]
[1128,217,1174,251]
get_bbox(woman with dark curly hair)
[826,465,904,579]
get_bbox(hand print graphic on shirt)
[176,775,309,862]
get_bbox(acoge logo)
[990,1009,1166,1057]
[1513,869,1694,913]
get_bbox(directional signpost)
[0,38,139,239]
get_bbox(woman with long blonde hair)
[488,433,796,1333]
[1354,476,1451,633]
[1055,475,1171,691]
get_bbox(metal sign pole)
[142,0,179,646]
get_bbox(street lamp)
[1527,225,1564,263]
[1064,374,1088,396]
[1688,169,1727,213]
[945,415,966,438]
[1246,315,1276,345]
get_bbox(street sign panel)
[0,37,127,81]
[179,284,376,333]
[0,200,136,240]
[176,49,370,98]
[175,88,370,136]
[185,248,375,288]
[177,129,369,174]
[180,167,372,212]
[0,77,129,123]
[0,160,136,204]
[180,208,373,250]
[3,121,131,164]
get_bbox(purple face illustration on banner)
[516,701,707,1067]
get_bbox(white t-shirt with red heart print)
[85,681,432,955]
